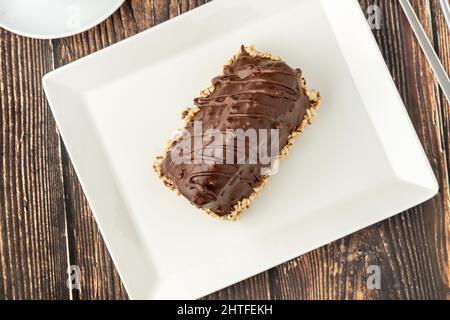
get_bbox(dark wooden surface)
[0,0,449,300]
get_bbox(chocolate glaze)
[161,47,311,216]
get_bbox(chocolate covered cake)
[154,46,321,220]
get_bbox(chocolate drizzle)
[160,46,312,217]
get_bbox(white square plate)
[43,0,438,299]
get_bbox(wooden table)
[0,0,449,300]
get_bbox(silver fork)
[399,0,450,103]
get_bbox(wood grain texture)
[0,33,70,299]
[0,0,449,300]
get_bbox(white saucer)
[0,0,125,39]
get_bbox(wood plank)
[0,32,70,299]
